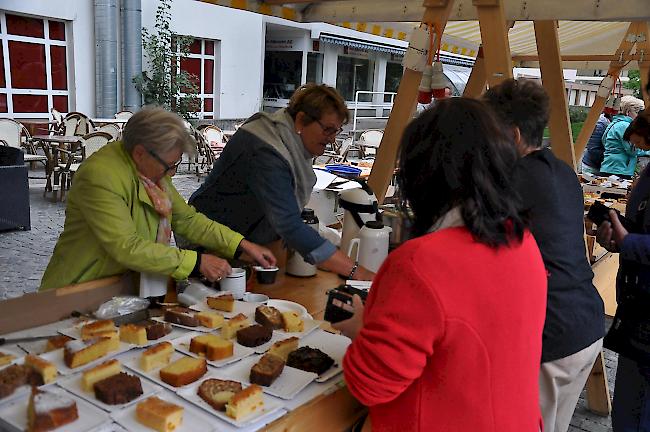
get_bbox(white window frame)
[176,37,216,120]
[0,11,71,119]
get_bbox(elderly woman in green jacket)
[40,107,275,291]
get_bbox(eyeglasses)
[307,114,343,137]
[147,148,182,174]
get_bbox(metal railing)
[350,90,397,137]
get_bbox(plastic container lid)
[325,164,362,178]
[365,220,385,229]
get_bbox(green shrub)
[568,106,589,124]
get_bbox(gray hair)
[122,106,196,156]
[620,95,645,117]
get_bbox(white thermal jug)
[347,221,392,273]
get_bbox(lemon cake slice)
[207,294,235,312]
[120,324,148,345]
[281,311,304,332]
[80,320,116,339]
[81,359,121,392]
[140,342,174,372]
[226,385,264,421]
[195,311,225,329]
[221,314,251,339]
[136,396,184,432]
[159,357,207,387]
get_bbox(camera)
[586,201,638,232]
[324,284,369,324]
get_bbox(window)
[336,56,373,102]
[306,52,323,85]
[0,13,70,118]
[384,61,403,102]
[178,38,216,119]
[263,51,302,99]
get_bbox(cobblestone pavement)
[0,167,618,431]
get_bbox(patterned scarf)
[139,174,172,244]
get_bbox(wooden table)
[0,271,365,431]
[32,135,82,196]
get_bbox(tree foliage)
[624,70,641,98]
[133,0,199,120]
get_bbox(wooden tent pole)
[367,0,455,203]
[534,20,575,167]
[574,22,641,159]
[637,22,650,107]
[474,0,513,87]
[463,46,487,97]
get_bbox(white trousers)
[539,338,604,432]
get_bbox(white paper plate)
[266,300,310,319]
[110,392,220,432]
[39,342,134,376]
[151,316,215,334]
[213,355,317,400]
[275,318,321,340]
[0,387,110,432]
[57,371,159,412]
[17,340,49,355]
[192,297,258,319]
[62,320,191,346]
[297,329,350,383]
[176,380,284,427]
[173,332,255,368]
[122,350,208,392]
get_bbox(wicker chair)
[63,112,95,136]
[96,123,121,141]
[0,119,49,171]
[57,131,112,200]
[114,110,133,120]
[357,129,384,158]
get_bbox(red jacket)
[343,227,547,432]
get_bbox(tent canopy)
[197,0,650,69]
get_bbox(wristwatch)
[348,262,359,280]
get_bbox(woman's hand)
[354,266,375,281]
[596,210,629,252]
[200,254,233,282]
[332,294,365,340]
[238,239,277,268]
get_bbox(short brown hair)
[483,78,550,148]
[624,109,650,143]
[287,83,349,125]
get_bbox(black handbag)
[603,293,650,363]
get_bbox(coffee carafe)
[286,209,319,277]
[347,221,392,273]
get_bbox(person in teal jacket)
[40,107,275,291]
[600,95,647,178]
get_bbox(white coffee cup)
[220,267,246,300]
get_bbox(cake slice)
[198,378,242,411]
[250,353,285,386]
[221,314,251,339]
[136,396,184,432]
[159,357,207,387]
[94,372,143,405]
[140,342,174,372]
[207,294,235,312]
[120,324,148,345]
[24,355,57,384]
[28,387,79,432]
[236,325,272,348]
[139,320,172,340]
[92,329,120,351]
[226,385,264,421]
[44,335,73,353]
[63,337,112,368]
[81,359,121,392]
[0,364,43,399]
[287,346,335,375]
[281,311,304,332]
[196,311,225,329]
[0,351,16,367]
[164,307,200,327]
[267,337,299,362]
[80,320,116,339]
[255,306,283,329]
[189,335,233,361]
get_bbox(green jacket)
[40,141,243,290]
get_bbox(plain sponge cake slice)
[140,342,174,372]
[207,294,235,312]
[136,396,183,432]
[81,359,121,392]
[159,357,207,387]
[226,385,264,421]
[189,335,233,361]
[63,337,112,368]
[80,320,116,339]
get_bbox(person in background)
[334,98,547,431]
[601,95,647,178]
[596,111,650,431]
[581,111,612,175]
[483,79,605,432]
[40,107,275,291]
[189,84,374,280]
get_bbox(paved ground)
[0,166,618,431]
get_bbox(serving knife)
[0,335,58,346]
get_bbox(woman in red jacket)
[334,98,547,432]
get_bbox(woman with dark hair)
[333,98,547,431]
